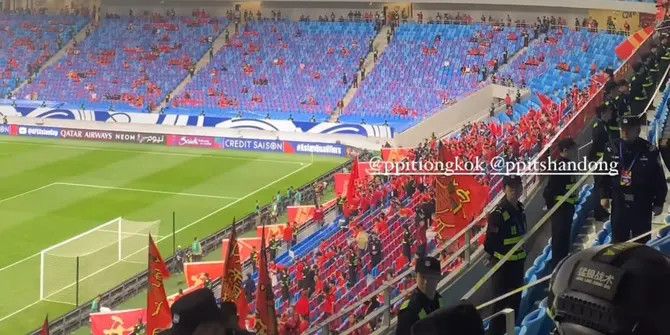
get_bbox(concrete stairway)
[330,25,394,122]
[153,21,236,113]
[11,21,96,98]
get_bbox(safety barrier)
[28,152,367,334]
[306,25,655,334]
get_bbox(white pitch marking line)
[0,140,306,165]
[54,182,240,200]
[0,183,57,205]
[0,162,313,322]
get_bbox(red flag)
[254,226,278,335]
[346,157,359,206]
[433,143,490,240]
[184,261,225,287]
[146,235,171,335]
[90,308,147,335]
[40,315,49,335]
[221,220,250,329]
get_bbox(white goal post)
[39,217,160,305]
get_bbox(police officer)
[590,105,619,220]
[396,256,443,335]
[612,80,631,117]
[484,175,527,335]
[629,62,648,115]
[601,114,667,243]
[543,138,578,270]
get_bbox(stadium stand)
[0,13,88,98]
[167,21,377,121]
[343,23,525,130]
[18,14,222,112]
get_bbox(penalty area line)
[0,162,314,323]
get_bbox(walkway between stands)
[333,24,394,121]
[11,20,95,98]
[154,20,236,113]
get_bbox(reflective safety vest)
[556,183,579,205]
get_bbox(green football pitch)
[0,136,345,334]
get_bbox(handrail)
[476,208,670,328]
[461,163,594,300]
[31,153,360,335]
[305,77,607,334]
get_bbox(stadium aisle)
[441,115,594,318]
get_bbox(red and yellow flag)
[183,261,225,287]
[434,144,490,240]
[381,147,411,162]
[221,220,250,329]
[90,308,146,335]
[287,206,316,227]
[346,157,359,207]
[254,226,278,335]
[146,235,171,335]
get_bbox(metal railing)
[306,59,614,334]
[31,151,364,335]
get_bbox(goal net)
[40,217,160,305]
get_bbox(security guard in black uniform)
[396,256,442,335]
[612,80,632,117]
[629,62,649,115]
[601,114,667,243]
[484,175,527,335]
[590,105,619,220]
[543,138,578,270]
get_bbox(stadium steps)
[11,20,95,98]
[331,24,393,122]
[153,20,235,113]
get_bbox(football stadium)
[0,0,669,334]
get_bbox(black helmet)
[548,243,670,335]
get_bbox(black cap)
[169,288,223,335]
[411,303,485,335]
[620,114,642,128]
[503,175,522,187]
[415,256,441,277]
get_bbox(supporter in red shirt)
[283,222,294,247]
[313,205,324,227]
[298,315,310,333]
[295,289,310,318]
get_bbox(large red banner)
[334,173,350,196]
[90,308,147,335]
[434,175,490,241]
[287,206,316,226]
[381,147,412,161]
[223,237,262,263]
[256,224,287,242]
[183,261,226,287]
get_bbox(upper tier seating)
[343,23,525,130]
[19,15,222,111]
[168,21,376,121]
[0,14,88,98]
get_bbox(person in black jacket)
[590,105,618,221]
[543,138,578,270]
[601,115,667,243]
[484,175,527,335]
[396,257,442,335]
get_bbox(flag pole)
[75,256,80,307]
[172,211,176,256]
